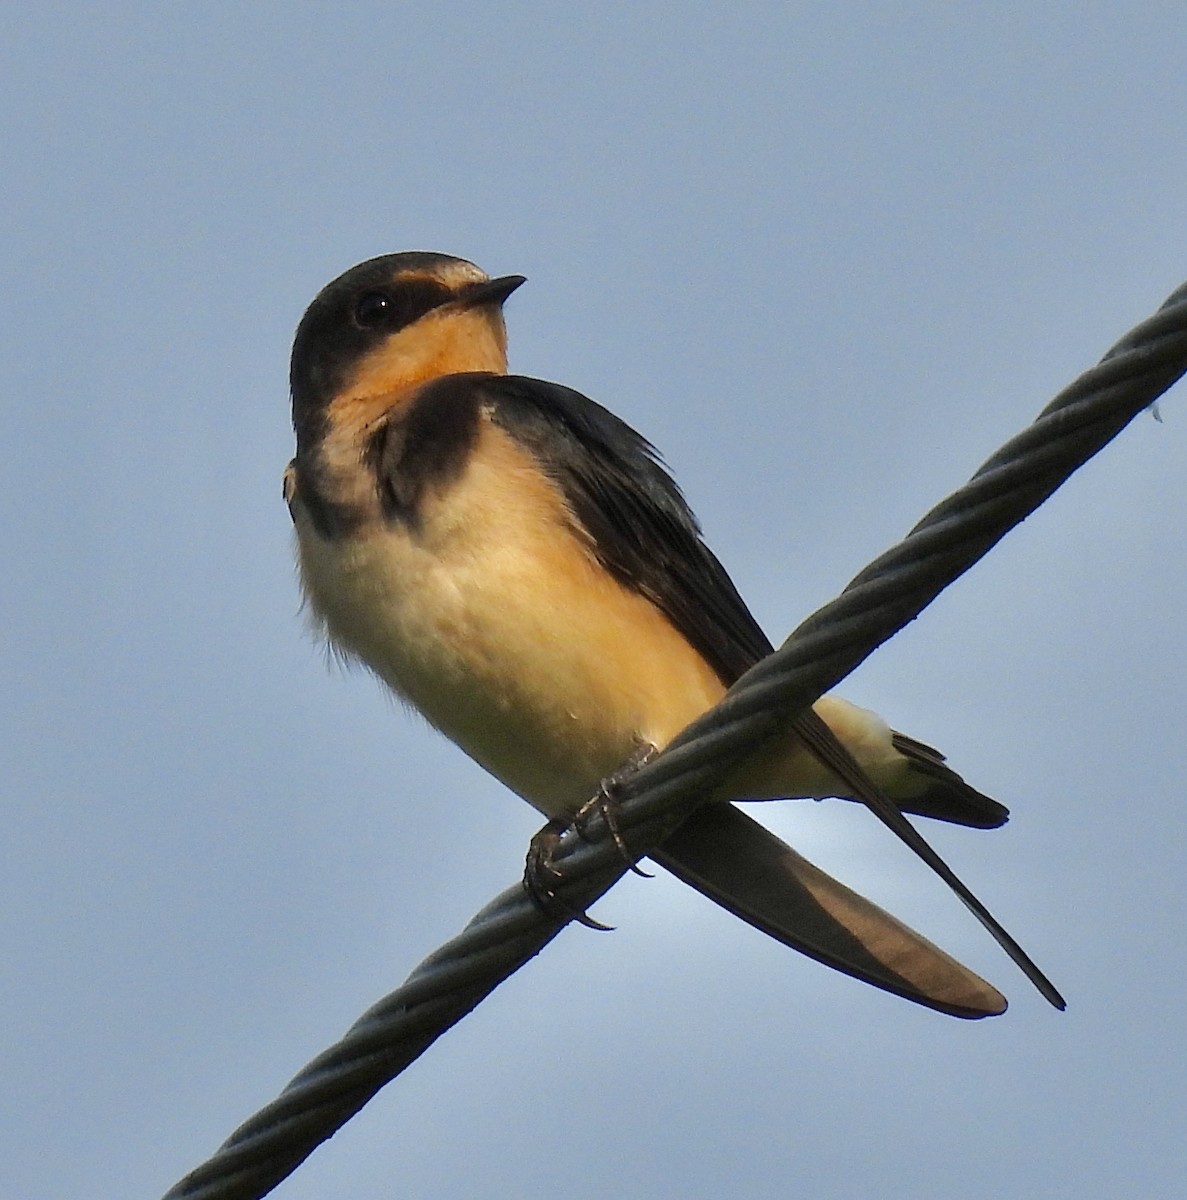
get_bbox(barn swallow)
[285,251,1063,1019]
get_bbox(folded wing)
[652,802,1007,1019]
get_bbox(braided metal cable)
[162,281,1187,1200]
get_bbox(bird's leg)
[574,741,658,878]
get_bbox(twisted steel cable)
[162,281,1187,1200]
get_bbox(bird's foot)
[523,818,614,931]
[521,742,660,928]
[573,742,658,878]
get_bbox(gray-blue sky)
[4,6,1186,1198]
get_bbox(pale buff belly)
[293,495,731,816]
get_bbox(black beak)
[459,274,527,309]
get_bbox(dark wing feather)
[483,374,772,684]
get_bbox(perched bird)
[286,251,1062,1020]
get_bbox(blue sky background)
[4,6,1187,1198]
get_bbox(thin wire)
[162,282,1187,1200]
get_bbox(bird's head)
[290,252,525,441]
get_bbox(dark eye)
[353,290,393,328]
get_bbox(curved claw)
[522,818,615,931]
